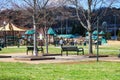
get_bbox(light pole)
[3,21,6,47]
[96,17,99,62]
[60,16,62,34]
[43,0,49,54]
[66,19,68,34]
[114,15,117,40]
[102,21,107,33]
[102,21,107,39]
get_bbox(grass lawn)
[0,40,120,80]
[0,42,120,56]
[0,46,26,54]
[0,62,120,80]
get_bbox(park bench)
[0,44,2,51]
[0,42,4,51]
[26,46,44,55]
[118,49,120,58]
[61,46,84,56]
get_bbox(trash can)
[118,49,120,58]
[98,41,101,45]
[83,42,86,46]
[0,43,4,48]
[95,41,101,45]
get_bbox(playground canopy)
[0,23,26,46]
[25,29,35,35]
[0,23,25,31]
[99,31,105,35]
[92,30,98,35]
[57,34,79,38]
[47,27,56,35]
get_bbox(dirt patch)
[58,61,96,64]
[107,40,120,45]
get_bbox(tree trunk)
[88,31,93,54]
[33,0,38,56]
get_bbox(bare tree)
[8,0,50,55]
[68,0,119,54]
[0,0,11,10]
[22,0,50,55]
[0,0,12,24]
[7,0,69,55]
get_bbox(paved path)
[0,53,120,64]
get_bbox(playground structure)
[0,23,25,47]
[24,29,35,46]
[24,29,44,46]
[85,30,107,45]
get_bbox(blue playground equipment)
[86,30,107,45]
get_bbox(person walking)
[59,38,63,47]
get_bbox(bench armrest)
[37,47,43,51]
[78,47,84,50]
[78,47,84,55]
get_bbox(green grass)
[0,44,120,56]
[0,46,26,54]
[0,42,120,80]
[0,62,120,80]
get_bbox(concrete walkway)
[0,53,120,64]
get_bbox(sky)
[0,0,120,10]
